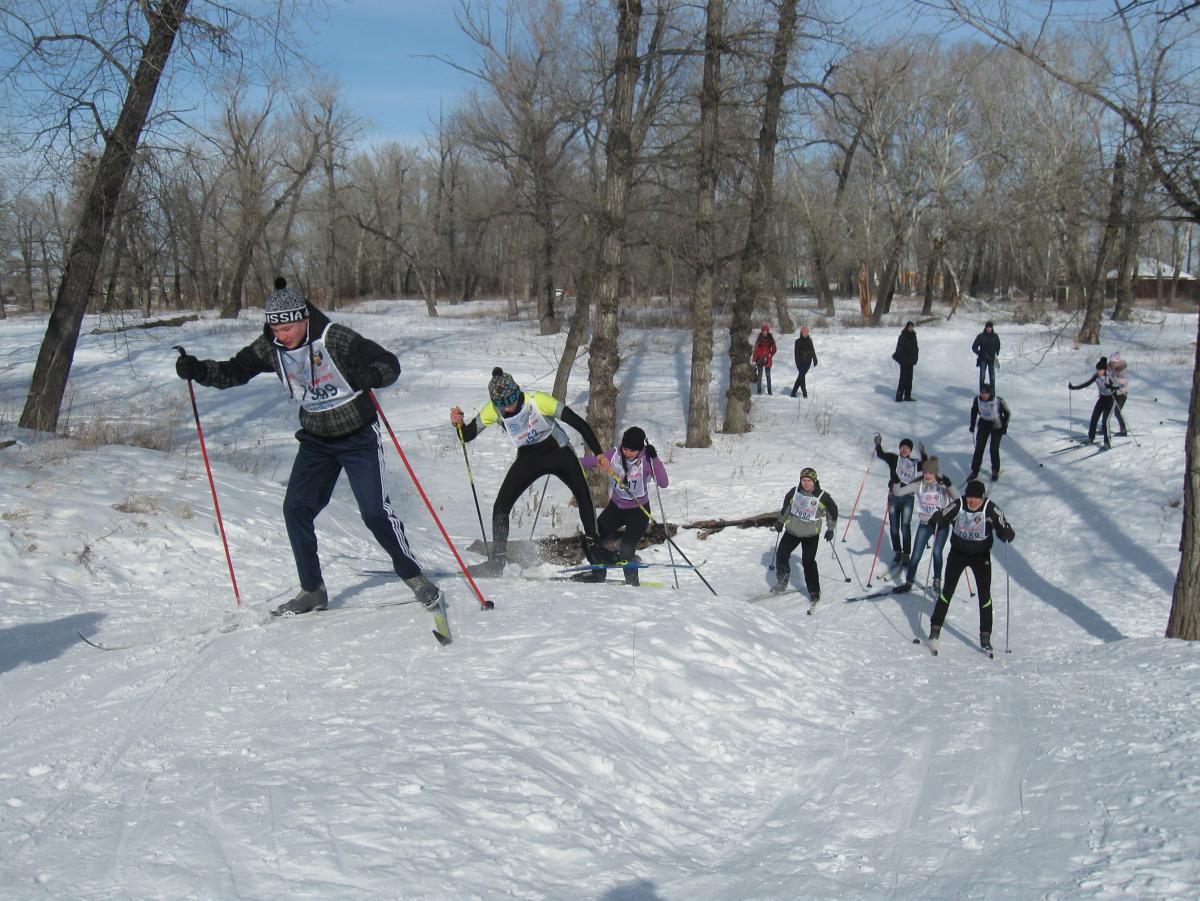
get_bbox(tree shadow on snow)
[600,879,666,901]
[1,612,106,674]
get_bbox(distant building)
[1106,257,1197,302]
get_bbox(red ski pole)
[370,392,493,610]
[866,497,891,588]
[841,449,875,542]
[174,346,241,608]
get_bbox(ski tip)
[911,637,921,644]
[433,630,452,646]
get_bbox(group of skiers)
[175,278,1132,655]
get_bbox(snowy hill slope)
[1,300,1197,899]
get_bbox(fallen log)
[92,314,199,334]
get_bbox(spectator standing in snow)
[772,467,838,604]
[451,368,604,577]
[892,321,918,401]
[173,277,441,616]
[579,427,669,586]
[752,324,778,395]
[790,326,818,398]
[971,321,1000,393]
[968,383,1011,482]
[1069,357,1115,447]
[874,433,924,569]
[890,457,958,595]
[925,479,1016,655]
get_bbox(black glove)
[645,443,657,459]
[774,521,784,533]
[355,364,384,390]
[823,528,834,542]
[175,354,203,381]
[940,475,952,487]
[873,432,882,446]
[969,424,975,433]
[918,442,927,457]
[1000,525,1016,543]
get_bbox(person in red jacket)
[752,324,778,395]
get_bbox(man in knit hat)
[771,466,838,606]
[967,383,1011,482]
[175,277,441,615]
[971,321,1000,393]
[873,433,925,569]
[579,425,670,585]
[924,479,1015,655]
[450,368,605,577]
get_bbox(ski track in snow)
[1,301,1198,898]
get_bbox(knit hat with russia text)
[264,277,308,324]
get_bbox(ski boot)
[273,583,328,616]
[928,626,941,656]
[403,574,442,610]
[891,582,913,594]
[623,565,640,587]
[980,631,994,656]
[770,575,790,594]
[932,576,942,596]
[990,469,1000,482]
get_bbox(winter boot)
[928,625,941,655]
[403,574,442,610]
[468,556,507,578]
[571,568,607,583]
[980,631,993,653]
[892,582,913,594]
[273,583,328,616]
[990,469,1000,482]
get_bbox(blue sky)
[300,1,477,146]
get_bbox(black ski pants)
[1088,395,1114,443]
[970,422,1004,475]
[597,502,650,584]
[896,364,914,401]
[929,548,993,640]
[776,532,820,595]
[493,444,598,560]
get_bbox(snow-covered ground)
[1,298,1197,899]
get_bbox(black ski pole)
[654,482,680,589]
[828,537,852,582]
[1005,539,1012,654]
[456,423,490,557]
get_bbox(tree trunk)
[1077,151,1125,345]
[722,0,797,435]
[586,0,642,460]
[20,0,189,433]
[535,182,559,335]
[554,274,593,400]
[1167,309,1200,640]
[686,0,723,449]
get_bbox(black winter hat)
[899,437,914,450]
[964,479,986,499]
[621,427,646,451]
[980,383,993,395]
[1096,356,1108,370]
[985,321,994,329]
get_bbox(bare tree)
[723,0,799,435]
[685,0,724,448]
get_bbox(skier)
[1068,357,1114,447]
[874,433,924,569]
[925,479,1016,655]
[771,467,838,604]
[892,321,919,401]
[752,324,777,395]
[967,383,1011,482]
[790,326,818,398]
[890,457,958,595]
[173,277,441,616]
[971,321,1001,393]
[579,426,669,585]
[450,368,604,576]
[1109,353,1130,436]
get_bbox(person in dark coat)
[790,326,818,398]
[892,321,919,402]
[971,322,1000,393]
